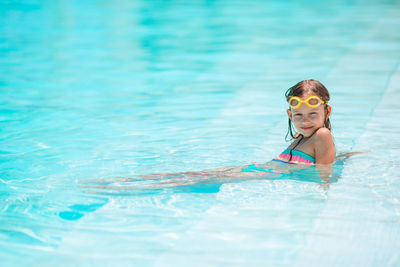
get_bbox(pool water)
[1,0,400,266]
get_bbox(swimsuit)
[273,149,315,165]
[240,149,315,174]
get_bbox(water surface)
[1,0,400,266]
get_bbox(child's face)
[286,94,331,138]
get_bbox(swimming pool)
[1,0,400,266]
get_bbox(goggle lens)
[307,97,319,106]
[289,98,300,107]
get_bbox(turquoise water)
[1,0,400,266]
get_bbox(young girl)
[274,79,335,165]
[238,79,335,180]
[85,80,337,190]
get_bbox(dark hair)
[284,79,332,161]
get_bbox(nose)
[303,115,311,123]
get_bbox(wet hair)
[284,79,332,161]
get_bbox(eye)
[294,114,303,119]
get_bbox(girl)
[238,79,335,181]
[275,79,335,165]
[84,80,337,190]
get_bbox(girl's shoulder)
[298,128,333,149]
[312,128,335,164]
[313,127,333,141]
[309,128,334,150]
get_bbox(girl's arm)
[314,128,336,164]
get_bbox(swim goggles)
[288,95,328,109]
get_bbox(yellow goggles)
[288,95,328,109]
